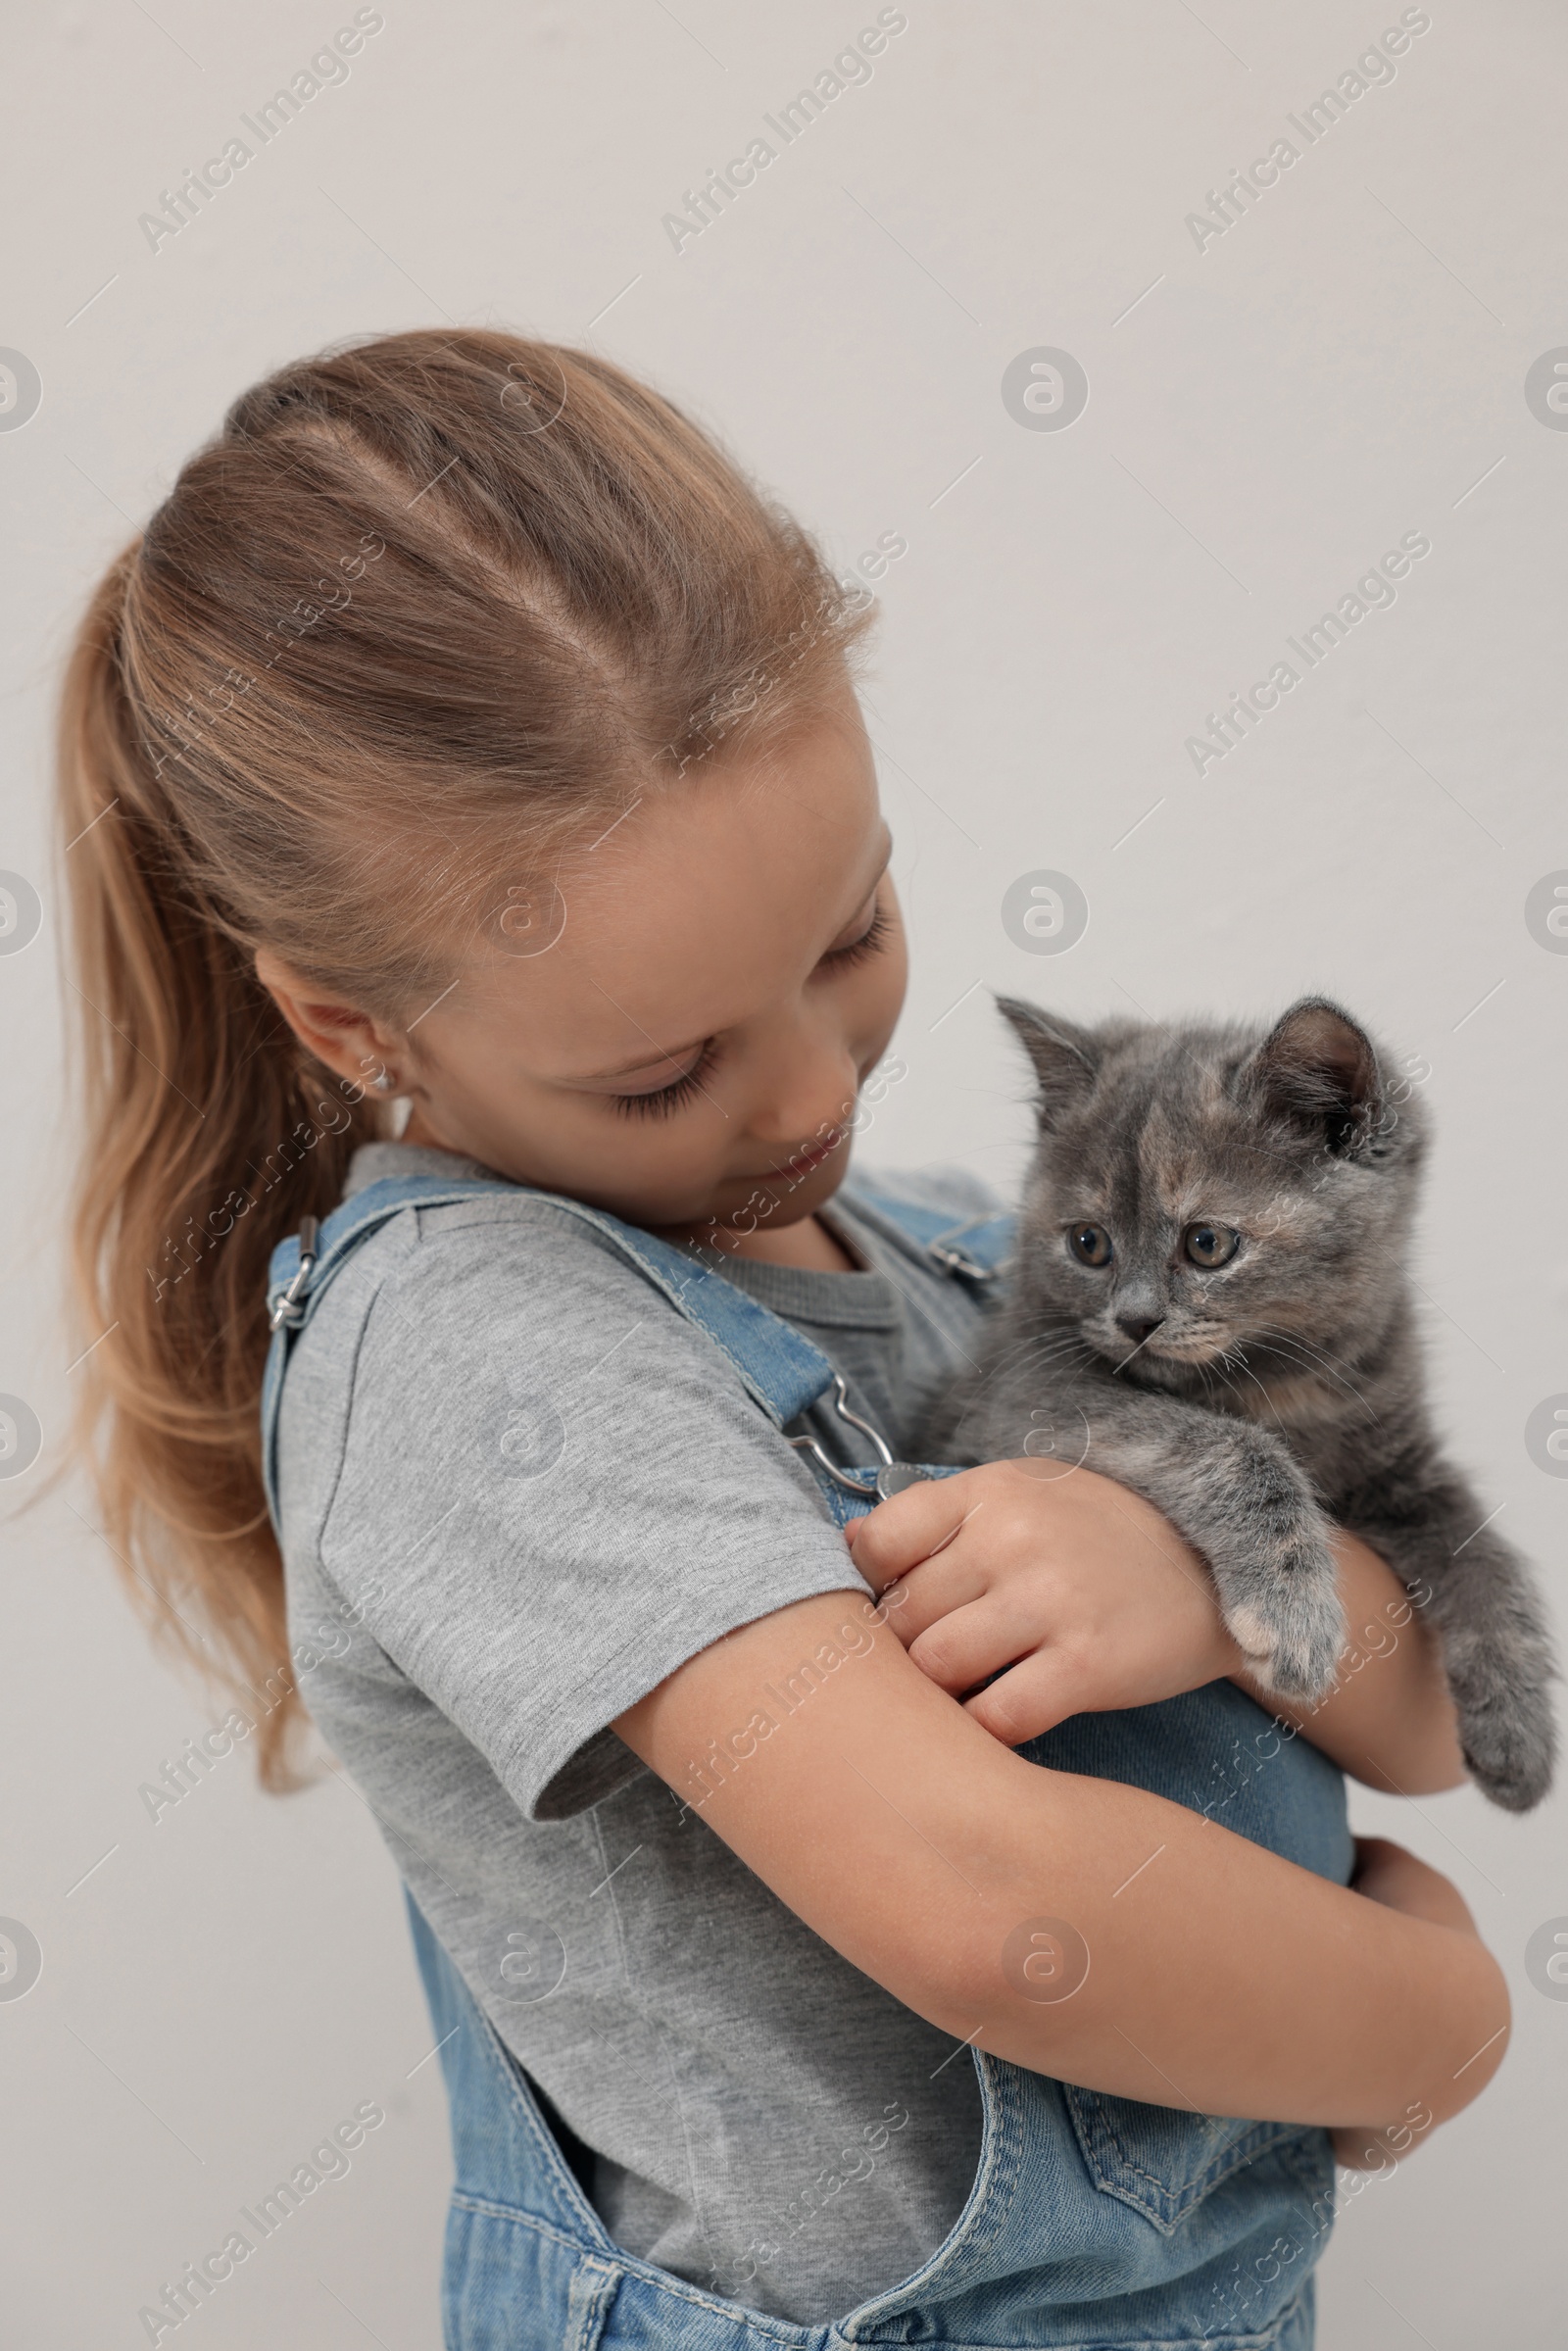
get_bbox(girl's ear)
[253,949,400,1090]
[995,996,1102,1130]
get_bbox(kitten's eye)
[1184,1222,1240,1268]
[1069,1224,1113,1267]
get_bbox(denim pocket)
[1063,2087,1308,2233]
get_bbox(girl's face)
[259,682,907,1247]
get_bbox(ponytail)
[59,550,382,1787]
[54,327,875,1788]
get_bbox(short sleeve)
[310,1203,869,1820]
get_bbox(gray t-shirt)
[276,1141,1003,2324]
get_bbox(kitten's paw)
[1223,1548,1346,1702]
[1455,1681,1556,1814]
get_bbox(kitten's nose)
[1115,1312,1164,1345]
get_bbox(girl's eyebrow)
[575,829,894,1086]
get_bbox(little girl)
[60,328,1504,2350]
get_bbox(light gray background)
[2,2,1565,2343]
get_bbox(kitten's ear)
[1242,998,1383,1155]
[996,996,1102,1130]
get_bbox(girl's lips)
[767,1128,842,1182]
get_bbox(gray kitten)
[928,995,1556,1813]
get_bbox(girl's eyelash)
[612,1038,720,1119]
[820,906,892,970]
[609,907,888,1119]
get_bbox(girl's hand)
[1346,1836,1479,1937]
[1330,1837,1493,2172]
[846,1460,1244,1742]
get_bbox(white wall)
[2,2,1564,2342]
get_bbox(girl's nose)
[749,1032,862,1148]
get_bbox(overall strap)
[260,1174,844,1533]
[260,1172,1013,1539]
[840,1178,1014,1289]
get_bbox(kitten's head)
[1001,995,1426,1398]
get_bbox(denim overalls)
[262,1174,1352,2351]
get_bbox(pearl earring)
[372,1068,396,1094]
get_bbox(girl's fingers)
[961,1649,1084,1747]
[1329,2124,1404,2174]
[848,1472,987,1592]
[906,1593,1040,1699]
[872,1551,996,1646]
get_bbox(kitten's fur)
[927,995,1556,1812]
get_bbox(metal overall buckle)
[788,1373,930,1501]
[926,1238,998,1284]
[268,1215,320,1332]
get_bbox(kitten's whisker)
[1190,1349,1250,1419]
[992,1323,1083,1355]
[1252,1323,1364,1382]
[1248,1337,1358,1403]
[970,1328,1097,1405]
[990,1333,1095,1378]
[1248,1326,1381,1421]
[1006,1336,1090,1364]
[1111,1329,1160,1374]
[1220,1347,1288,1430]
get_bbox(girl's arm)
[614,1583,1505,2132]
[846,1462,1466,1796]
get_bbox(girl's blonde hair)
[58,327,875,1785]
